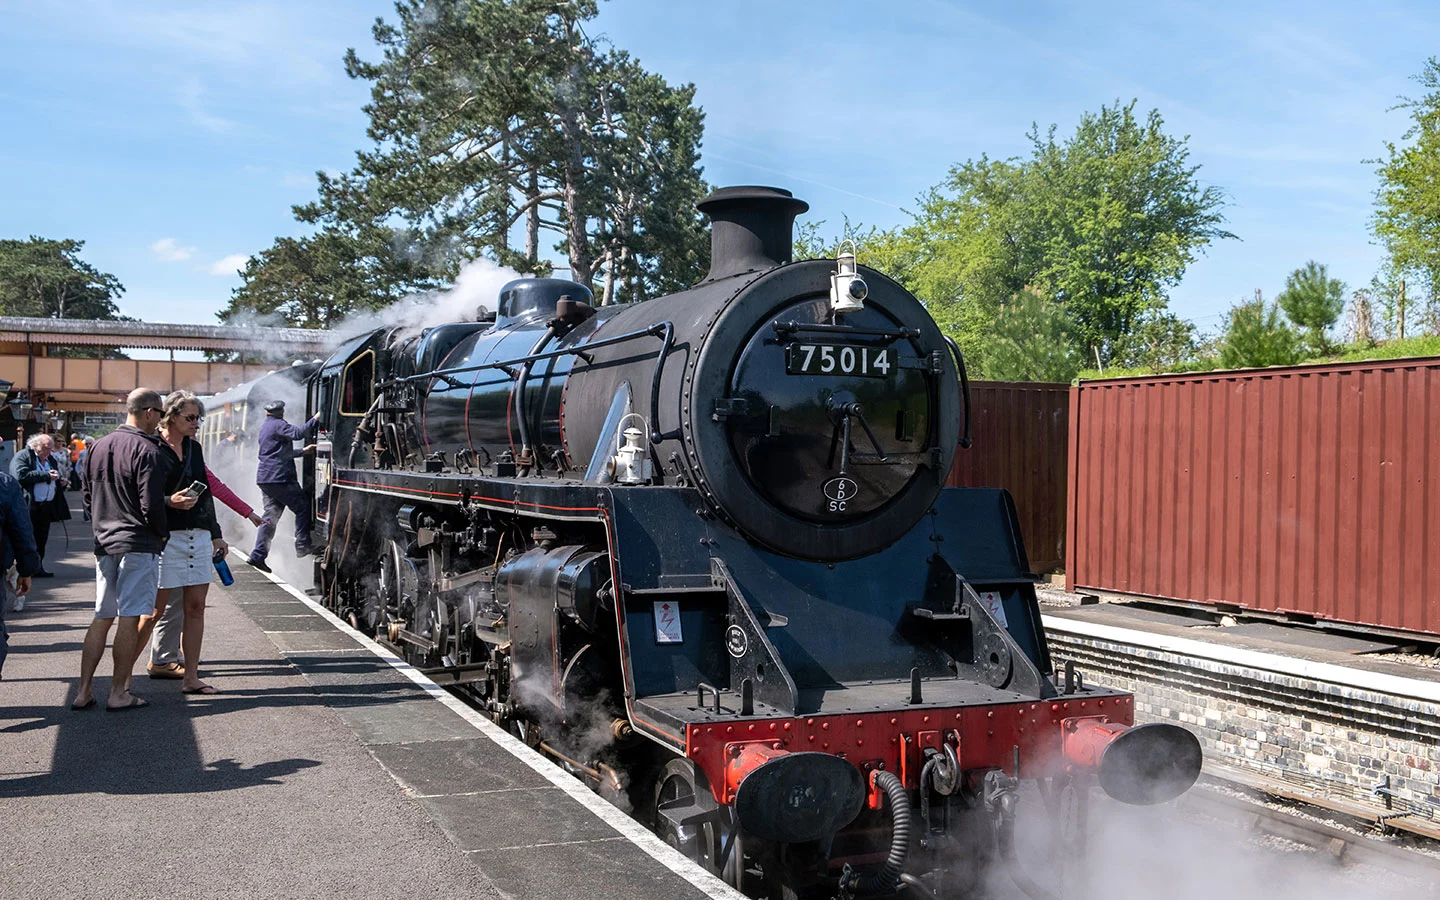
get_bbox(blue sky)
[2,1,1435,338]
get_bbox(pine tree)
[1275,261,1345,355]
[1220,294,1301,369]
[293,0,707,304]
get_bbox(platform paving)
[0,519,727,900]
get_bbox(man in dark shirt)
[0,470,41,681]
[74,388,192,711]
[245,399,317,574]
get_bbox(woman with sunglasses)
[143,461,264,680]
[137,391,226,695]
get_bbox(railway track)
[1185,771,1440,882]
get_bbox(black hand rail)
[772,320,922,341]
[386,322,672,387]
[648,321,676,447]
[942,335,973,449]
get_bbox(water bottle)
[213,554,235,587]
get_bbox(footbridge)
[0,316,332,430]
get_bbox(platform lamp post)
[7,390,31,450]
[0,378,12,450]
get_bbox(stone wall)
[1046,626,1440,828]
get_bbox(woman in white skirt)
[150,390,227,695]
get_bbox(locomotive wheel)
[653,759,728,877]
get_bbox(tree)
[1219,294,1301,369]
[890,101,1231,371]
[295,0,708,309]
[1372,57,1440,323]
[0,237,124,320]
[985,287,1085,383]
[1112,309,1200,372]
[1343,288,1377,347]
[221,229,442,331]
[1275,261,1345,354]
[0,237,128,358]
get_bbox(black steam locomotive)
[279,187,1201,898]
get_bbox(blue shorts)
[95,552,160,618]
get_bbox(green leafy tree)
[1219,295,1301,369]
[1112,309,1200,373]
[889,101,1231,371]
[1372,57,1440,327]
[985,287,1085,383]
[295,0,708,310]
[221,229,442,331]
[1276,261,1345,354]
[794,218,917,282]
[0,237,128,358]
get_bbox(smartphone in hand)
[182,480,208,499]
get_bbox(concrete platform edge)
[235,553,747,900]
[1042,614,1440,703]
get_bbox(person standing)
[77,439,90,521]
[143,462,263,680]
[0,470,40,679]
[245,400,317,574]
[133,392,227,694]
[11,434,68,578]
[73,388,193,712]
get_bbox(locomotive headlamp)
[829,240,867,315]
[608,414,654,485]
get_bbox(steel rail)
[1188,769,1440,880]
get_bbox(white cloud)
[178,80,235,134]
[208,254,249,276]
[151,237,195,262]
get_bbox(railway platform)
[0,518,738,900]
[1039,592,1440,840]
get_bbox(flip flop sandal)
[147,662,185,679]
[181,685,220,695]
[106,697,149,712]
[69,698,96,711]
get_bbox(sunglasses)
[181,413,203,423]
[144,407,163,414]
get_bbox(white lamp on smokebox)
[829,240,868,315]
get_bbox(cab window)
[341,351,374,416]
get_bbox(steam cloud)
[963,784,1425,900]
[330,257,522,344]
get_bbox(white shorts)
[158,528,215,589]
[95,552,160,618]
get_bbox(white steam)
[976,785,1427,900]
[331,257,522,343]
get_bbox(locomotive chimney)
[697,186,810,282]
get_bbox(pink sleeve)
[205,466,255,519]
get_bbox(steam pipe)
[347,392,387,468]
[897,874,938,900]
[514,324,559,467]
[846,770,911,896]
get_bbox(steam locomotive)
[252,187,1202,898]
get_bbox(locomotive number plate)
[786,344,894,378]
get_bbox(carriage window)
[341,351,374,416]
